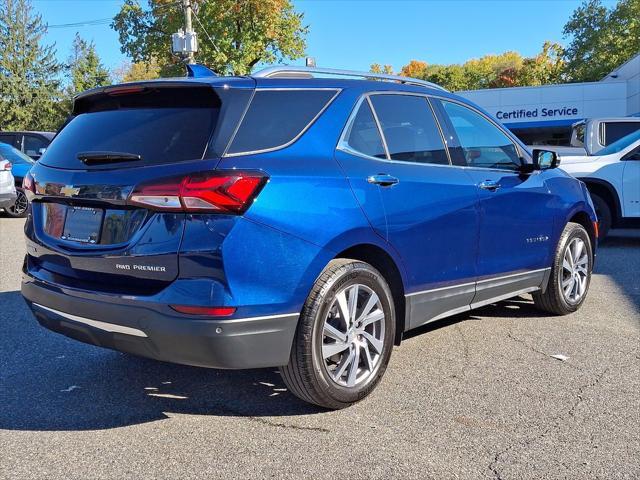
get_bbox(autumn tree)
[562,0,640,82]
[114,57,162,83]
[0,0,63,130]
[112,0,308,76]
[518,41,565,86]
[370,63,394,75]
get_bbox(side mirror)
[38,148,47,155]
[532,149,559,170]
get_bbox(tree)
[370,63,394,75]
[67,33,111,95]
[395,43,568,91]
[114,57,162,83]
[563,0,640,82]
[0,0,63,130]
[112,0,308,76]
[517,41,565,86]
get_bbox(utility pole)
[172,0,198,63]
[183,0,195,64]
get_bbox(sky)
[34,0,621,74]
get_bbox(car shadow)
[594,229,640,316]
[0,290,322,432]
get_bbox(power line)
[192,8,220,54]
[47,1,181,29]
[48,18,113,29]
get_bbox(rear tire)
[279,259,395,409]
[533,222,593,315]
[590,193,611,240]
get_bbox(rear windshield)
[41,108,217,168]
[40,85,226,169]
[226,89,339,155]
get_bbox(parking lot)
[0,215,638,479]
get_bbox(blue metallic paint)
[21,74,597,369]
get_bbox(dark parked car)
[22,65,598,409]
[0,131,54,160]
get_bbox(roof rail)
[253,66,448,92]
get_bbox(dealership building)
[458,53,640,146]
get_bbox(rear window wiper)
[77,151,143,165]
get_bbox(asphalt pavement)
[1,216,638,479]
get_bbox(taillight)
[23,173,35,194]
[170,305,236,317]
[129,171,267,214]
[3,162,12,170]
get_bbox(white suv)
[560,130,640,238]
[0,160,17,213]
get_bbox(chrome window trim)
[337,90,527,173]
[366,96,391,159]
[223,88,342,158]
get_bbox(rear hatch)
[26,79,254,294]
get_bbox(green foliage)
[563,0,640,82]
[112,0,308,76]
[0,0,63,131]
[397,42,566,91]
[67,33,111,95]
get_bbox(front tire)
[280,259,395,409]
[533,222,593,315]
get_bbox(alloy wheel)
[321,284,386,387]
[9,190,28,216]
[561,237,589,303]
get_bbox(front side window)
[369,95,449,165]
[440,100,521,170]
[227,89,339,155]
[342,100,386,159]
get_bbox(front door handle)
[478,180,501,191]
[367,174,399,187]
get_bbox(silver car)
[0,159,17,212]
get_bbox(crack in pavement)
[568,368,609,418]
[506,332,583,372]
[454,323,470,378]
[488,367,609,479]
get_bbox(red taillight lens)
[3,162,12,170]
[23,173,35,193]
[170,305,236,317]
[129,171,267,214]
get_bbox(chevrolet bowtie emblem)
[60,185,81,197]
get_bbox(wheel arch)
[568,210,597,252]
[578,177,622,225]
[334,243,407,346]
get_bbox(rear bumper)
[21,273,299,369]
[0,191,16,209]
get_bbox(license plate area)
[62,206,104,244]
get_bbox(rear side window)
[343,100,386,159]
[24,135,49,157]
[439,100,520,171]
[226,89,339,155]
[601,122,640,146]
[369,94,449,165]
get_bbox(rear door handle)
[367,174,399,187]
[478,180,501,191]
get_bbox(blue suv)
[21,66,597,409]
